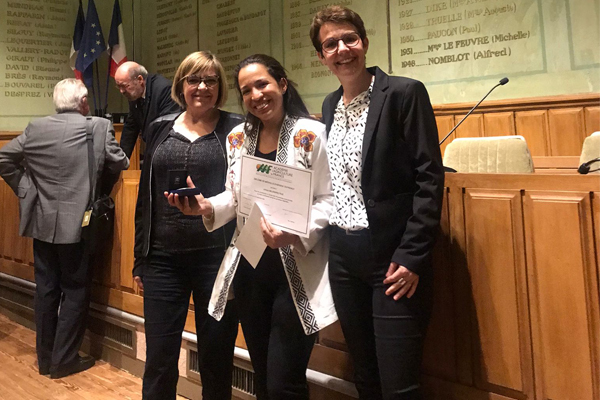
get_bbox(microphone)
[578,157,600,174]
[439,77,509,146]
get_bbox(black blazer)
[120,73,181,158]
[132,110,243,277]
[321,66,444,276]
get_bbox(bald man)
[115,62,180,159]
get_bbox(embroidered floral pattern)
[293,128,314,169]
[294,129,316,152]
[228,131,244,150]
[226,131,245,178]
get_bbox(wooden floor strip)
[0,313,187,400]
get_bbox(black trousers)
[329,227,433,400]
[142,248,239,400]
[234,248,316,400]
[33,239,91,372]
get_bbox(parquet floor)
[0,313,186,400]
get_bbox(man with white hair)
[115,61,180,158]
[0,78,129,379]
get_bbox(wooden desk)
[1,172,599,399]
[421,173,600,400]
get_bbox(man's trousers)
[33,239,91,372]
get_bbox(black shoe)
[39,365,50,376]
[50,355,95,379]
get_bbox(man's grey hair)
[53,78,88,112]
[127,63,148,80]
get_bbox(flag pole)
[94,60,102,116]
[105,48,112,112]
[89,79,98,115]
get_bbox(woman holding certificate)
[310,6,444,400]
[168,54,337,400]
[133,51,242,400]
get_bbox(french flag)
[69,0,85,80]
[108,0,127,77]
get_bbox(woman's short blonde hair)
[171,51,228,109]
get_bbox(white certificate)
[239,154,313,237]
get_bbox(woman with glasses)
[310,6,444,400]
[133,51,242,400]
[168,54,337,399]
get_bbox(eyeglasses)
[183,74,220,88]
[320,32,361,54]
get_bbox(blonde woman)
[133,51,242,400]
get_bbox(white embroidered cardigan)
[204,115,338,335]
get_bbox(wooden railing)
[2,170,599,399]
[2,93,599,172]
[434,93,600,159]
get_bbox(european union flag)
[75,0,106,87]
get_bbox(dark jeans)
[142,248,239,400]
[329,227,433,400]
[33,239,91,372]
[234,248,316,400]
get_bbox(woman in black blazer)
[310,6,445,399]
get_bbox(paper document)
[235,203,267,268]
[239,154,313,237]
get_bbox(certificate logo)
[256,164,272,174]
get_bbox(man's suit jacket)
[321,66,444,276]
[119,73,181,158]
[0,112,129,244]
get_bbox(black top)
[150,130,229,252]
[133,110,244,277]
[254,148,277,161]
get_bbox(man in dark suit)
[0,78,129,379]
[114,62,181,158]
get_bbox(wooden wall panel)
[548,108,586,156]
[423,188,457,381]
[437,116,455,155]
[483,113,515,137]
[118,171,140,292]
[595,194,600,297]
[0,182,5,260]
[1,183,30,266]
[109,177,124,287]
[447,184,473,386]
[308,344,354,382]
[0,179,34,282]
[2,184,20,262]
[113,124,140,171]
[515,111,549,156]
[317,322,347,351]
[92,179,125,289]
[463,190,532,397]
[0,132,21,152]
[455,114,484,139]
[585,106,600,135]
[524,192,600,400]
